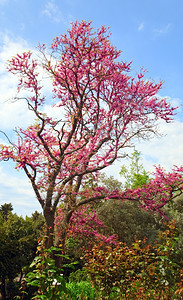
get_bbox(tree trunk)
[54,206,73,268]
[43,204,73,268]
[43,207,55,249]
[55,209,73,249]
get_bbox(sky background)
[0,0,183,216]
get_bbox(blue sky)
[0,0,183,216]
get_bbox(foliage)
[97,153,183,249]
[0,20,178,251]
[68,268,90,283]
[84,221,183,299]
[55,205,117,259]
[163,194,183,265]
[0,206,44,299]
[94,170,161,246]
[99,174,123,193]
[24,240,97,300]
[63,281,97,300]
[95,156,183,247]
[25,239,78,300]
[120,150,149,189]
[0,202,13,221]
[31,210,45,236]
[121,165,183,216]
[98,199,164,246]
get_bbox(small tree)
[120,150,149,189]
[0,21,181,254]
[0,203,13,221]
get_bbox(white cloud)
[42,0,73,25]
[0,166,32,196]
[153,23,172,37]
[138,22,144,31]
[0,33,66,132]
[0,165,40,216]
[0,34,28,99]
[0,34,28,63]
[105,103,183,181]
[137,119,183,172]
[0,34,59,216]
[0,99,35,131]
[0,34,36,130]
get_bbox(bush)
[65,281,97,299]
[24,240,77,300]
[69,268,90,283]
[85,221,183,299]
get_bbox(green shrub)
[65,281,97,299]
[69,268,90,283]
[24,240,77,300]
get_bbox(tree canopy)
[0,203,13,221]
[0,21,182,252]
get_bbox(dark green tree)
[0,203,13,221]
[0,206,44,299]
[162,194,183,266]
[98,199,163,245]
[97,152,164,245]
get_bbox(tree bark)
[43,207,55,249]
[54,206,73,268]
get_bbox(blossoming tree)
[0,21,182,251]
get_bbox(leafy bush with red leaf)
[85,221,183,299]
